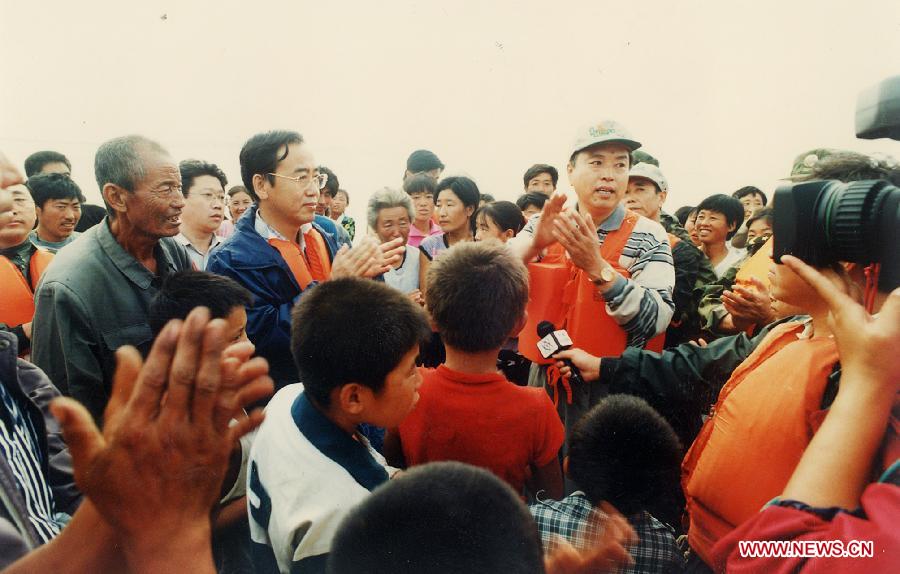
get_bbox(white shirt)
[383,245,421,294]
[255,210,313,252]
[712,245,747,278]
[247,384,395,573]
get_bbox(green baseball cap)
[790,148,840,178]
[632,150,659,166]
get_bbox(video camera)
[773,76,900,291]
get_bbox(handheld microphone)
[536,321,584,385]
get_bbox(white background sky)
[2,0,899,230]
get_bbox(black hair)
[319,166,339,197]
[24,150,71,177]
[291,278,430,408]
[406,149,444,173]
[472,201,526,237]
[673,205,695,227]
[25,173,86,209]
[328,462,544,574]
[148,271,253,337]
[238,130,303,201]
[745,206,774,230]
[227,185,250,198]
[402,173,436,197]
[732,185,767,206]
[522,163,559,188]
[568,395,682,517]
[479,193,495,204]
[696,194,745,238]
[515,192,548,213]
[179,159,227,197]
[74,203,108,232]
[426,242,528,353]
[433,176,480,208]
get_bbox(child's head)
[291,278,430,425]
[516,192,548,220]
[328,462,544,574]
[149,270,252,344]
[567,395,682,517]
[426,241,528,353]
[472,200,526,243]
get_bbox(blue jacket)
[207,206,341,390]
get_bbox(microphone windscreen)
[537,320,555,338]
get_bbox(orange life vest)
[267,229,333,291]
[682,321,838,565]
[0,248,54,327]
[519,210,665,364]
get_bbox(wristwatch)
[591,266,617,285]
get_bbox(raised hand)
[49,307,272,573]
[544,502,638,574]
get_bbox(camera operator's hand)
[49,308,271,574]
[553,348,601,382]
[721,277,775,329]
[782,256,900,389]
[776,256,900,510]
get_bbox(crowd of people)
[0,118,897,573]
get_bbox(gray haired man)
[31,135,191,421]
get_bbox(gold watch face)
[601,267,615,282]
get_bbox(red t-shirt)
[398,365,565,493]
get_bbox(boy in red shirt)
[387,241,565,498]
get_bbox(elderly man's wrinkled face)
[124,151,185,239]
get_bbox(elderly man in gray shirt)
[31,135,191,421]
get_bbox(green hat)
[632,150,659,167]
[790,148,840,178]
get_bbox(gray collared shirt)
[31,218,191,422]
[173,232,222,270]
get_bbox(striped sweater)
[516,203,675,348]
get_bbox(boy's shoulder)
[420,365,556,414]
[248,385,391,571]
[251,385,390,483]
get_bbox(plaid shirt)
[530,492,684,573]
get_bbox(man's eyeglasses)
[268,172,329,191]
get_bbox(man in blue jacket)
[208,130,403,391]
